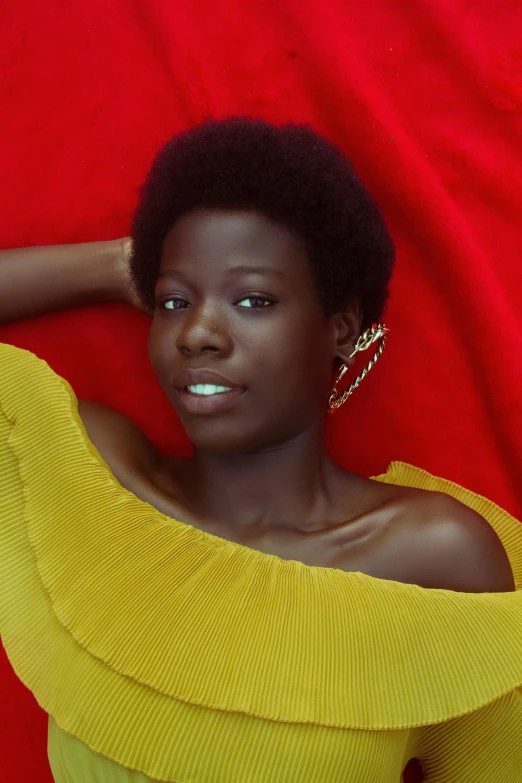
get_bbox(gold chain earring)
[327,322,390,413]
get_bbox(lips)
[173,369,244,391]
[177,386,244,415]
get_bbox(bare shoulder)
[404,490,516,593]
[77,399,191,513]
[77,398,159,477]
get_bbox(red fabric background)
[1,2,522,780]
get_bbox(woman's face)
[148,208,350,453]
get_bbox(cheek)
[283,314,333,374]
[245,317,332,405]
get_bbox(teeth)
[187,384,233,396]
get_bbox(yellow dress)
[0,342,521,783]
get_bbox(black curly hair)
[130,116,395,332]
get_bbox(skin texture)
[79,207,515,590]
[146,207,378,537]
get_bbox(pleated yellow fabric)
[1,341,521,783]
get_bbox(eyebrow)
[158,265,286,280]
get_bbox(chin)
[182,420,251,454]
[182,419,278,455]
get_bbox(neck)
[186,422,354,535]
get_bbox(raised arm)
[0,238,148,324]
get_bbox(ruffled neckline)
[1,341,522,779]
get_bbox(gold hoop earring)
[327,322,390,413]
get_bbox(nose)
[175,300,233,357]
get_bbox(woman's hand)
[118,237,154,316]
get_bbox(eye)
[161,298,189,310]
[236,296,274,309]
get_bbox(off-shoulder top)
[1,342,521,782]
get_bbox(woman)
[1,117,521,782]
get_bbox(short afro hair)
[130,116,395,333]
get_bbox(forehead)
[159,209,309,276]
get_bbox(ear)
[330,298,363,371]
